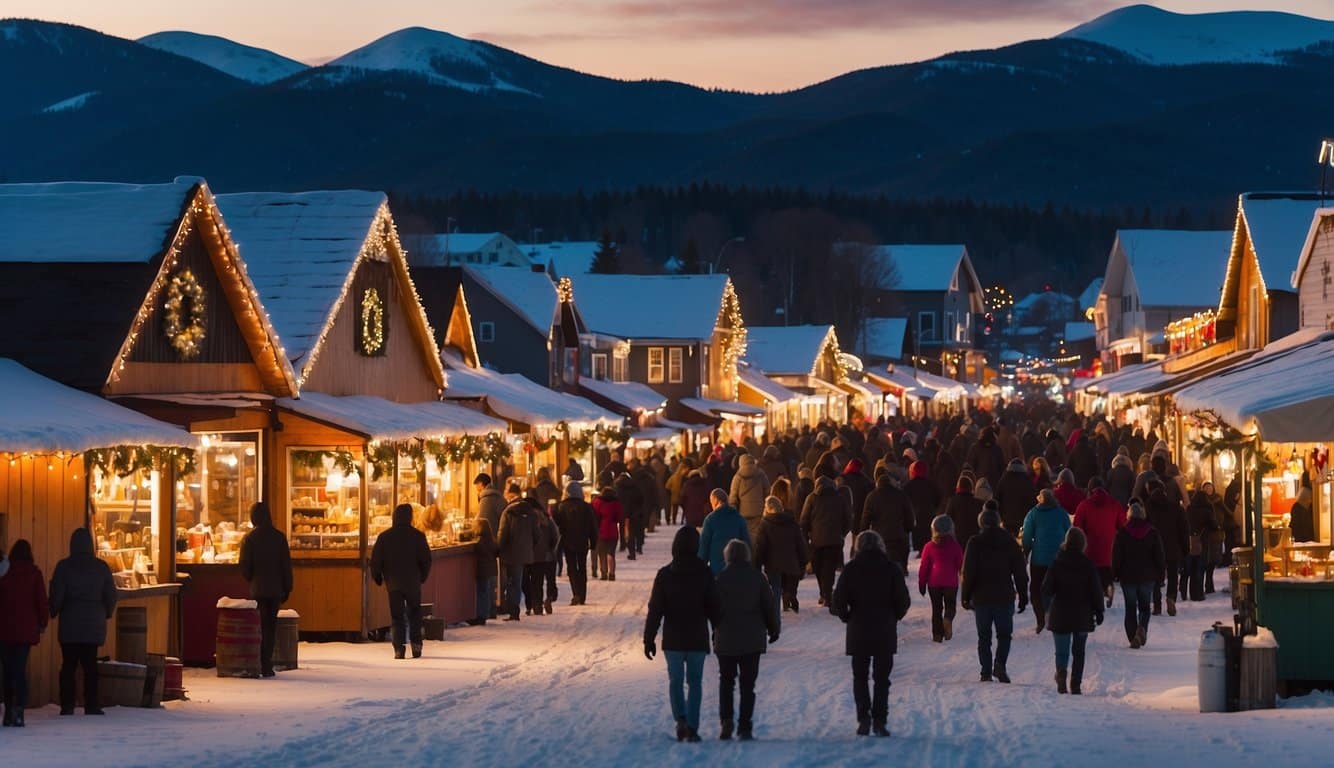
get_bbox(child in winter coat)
[919,515,965,642]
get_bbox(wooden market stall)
[0,359,194,705]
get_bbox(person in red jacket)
[592,475,625,582]
[918,515,965,642]
[1052,468,1086,517]
[1073,478,1125,607]
[0,539,49,726]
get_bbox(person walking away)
[800,476,852,606]
[370,503,432,658]
[832,530,911,738]
[1105,451,1136,506]
[1067,433,1100,490]
[839,460,875,539]
[563,457,584,484]
[861,467,914,572]
[961,504,1028,683]
[497,483,540,621]
[1184,489,1219,602]
[238,502,292,678]
[1041,527,1104,694]
[1112,502,1165,648]
[527,495,560,614]
[470,517,498,625]
[699,489,752,575]
[730,454,770,545]
[1053,468,1086,517]
[665,460,690,527]
[1145,480,1188,616]
[945,475,984,549]
[996,458,1034,538]
[1199,482,1228,593]
[714,540,780,741]
[592,478,624,582]
[0,540,48,725]
[680,469,711,528]
[475,472,506,618]
[1073,478,1124,607]
[615,471,645,559]
[1022,489,1071,634]
[965,427,1006,491]
[49,528,117,713]
[919,515,965,643]
[530,467,562,511]
[554,482,597,605]
[904,460,941,555]
[645,527,720,743]
[754,495,807,613]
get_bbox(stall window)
[288,449,362,555]
[175,432,262,564]
[648,347,665,383]
[91,464,160,587]
[592,353,608,380]
[668,347,684,383]
[479,321,495,342]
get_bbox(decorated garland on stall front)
[163,269,207,359]
[86,446,197,479]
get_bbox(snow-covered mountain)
[323,27,534,94]
[1061,4,1334,65]
[138,30,307,84]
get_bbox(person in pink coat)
[919,515,965,642]
[1072,477,1125,607]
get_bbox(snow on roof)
[1115,229,1232,307]
[0,359,194,453]
[1238,193,1323,291]
[879,365,959,400]
[744,325,832,375]
[278,392,505,441]
[1079,278,1103,312]
[1063,322,1096,343]
[738,365,799,403]
[680,397,766,421]
[215,190,387,367]
[578,378,666,413]
[866,367,927,398]
[1173,332,1334,441]
[573,274,728,340]
[860,244,970,292]
[442,358,620,430]
[0,178,198,263]
[857,318,908,361]
[465,265,558,335]
[525,241,600,276]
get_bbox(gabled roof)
[465,265,559,336]
[215,191,444,389]
[1112,229,1232,307]
[1289,206,1334,289]
[526,241,600,276]
[1079,278,1103,313]
[860,244,975,292]
[744,325,835,375]
[1236,192,1323,293]
[858,318,908,361]
[737,365,799,404]
[441,353,621,431]
[573,274,730,340]
[579,378,667,413]
[0,177,199,264]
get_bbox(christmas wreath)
[164,269,206,359]
[360,287,385,356]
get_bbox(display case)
[90,466,160,589]
[288,449,362,555]
[176,432,262,565]
[424,459,470,547]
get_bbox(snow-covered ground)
[13,528,1333,767]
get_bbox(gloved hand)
[1095,613,1104,626]
[768,631,779,645]
[644,641,656,661]
[1017,598,1028,614]
[961,599,973,611]
[919,584,927,597]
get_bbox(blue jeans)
[973,602,1014,674]
[665,650,706,730]
[1053,632,1088,673]
[475,576,495,621]
[1122,582,1152,642]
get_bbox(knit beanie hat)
[931,514,954,537]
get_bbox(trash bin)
[274,609,300,671]
[1198,624,1228,713]
[1238,626,1278,711]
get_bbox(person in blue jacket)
[699,489,752,574]
[1021,488,1071,634]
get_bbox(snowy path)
[14,527,1334,767]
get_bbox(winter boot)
[979,672,993,682]
[790,597,799,613]
[545,600,553,615]
[719,721,733,741]
[737,723,753,741]
[685,729,702,743]
[394,646,406,660]
[1137,625,1148,648]
[994,666,1011,684]
[1071,658,1085,695]
[943,617,953,641]
[872,721,891,738]
[12,706,22,727]
[1166,597,1177,617]
[856,719,871,737]
[2,698,11,727]
[411,644,423,659]
[1055,667,1068,694]
[676,717,689,742]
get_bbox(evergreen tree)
[678,237,701,274]
[589,228,621,274]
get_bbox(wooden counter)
[178,564,249,665]
[1259,578,1334,687]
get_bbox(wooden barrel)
[143,653,166,707]
[273,610,300,671]
[163,657,186,701]
[116,606,148,665]
[216,607,261,678]
[97,661,147,707]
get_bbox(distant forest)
[391,185,1235,328]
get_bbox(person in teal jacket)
[699,489,752,574]
[1022,488,1071,634]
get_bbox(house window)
[592,353,608,381]
[1121,296,1132,314]
[944,312,955,343]
[648,347,665,384]
[668,347,684,383]
[612,355,627,382]
[478,321,495,342]
[917,311,936,342]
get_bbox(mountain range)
[1,5,1332,210]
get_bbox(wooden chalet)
[741,325,850,429]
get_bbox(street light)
[711,236,745,274]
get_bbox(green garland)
[570,424,632,454]
[424,434,511,470]
[85,446,196,479]
[290,449,358,477]
[1189,411,1278,477]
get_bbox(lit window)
[592,353,608,380]
[648,347,665,383]
[668,348,683,383]
[479,321,495,342]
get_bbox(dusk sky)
[12,0,1334,91]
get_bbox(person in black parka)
[1145,480,1189,616]
[554,482,598,606]
[1112,501,1166,648]
[370,503,432,659]
[754,495,808,613]
[832,530,911,738]
[995,458,1035,538]
[239,502,293,678]
[1041,527,1104,695]
[861,469,915,572]
[714,540,780,742]
[644,526,720,743]
[961,504,1028,683]
[49,528,117,714]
